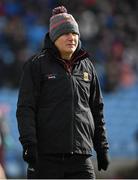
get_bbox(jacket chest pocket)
[73,72,92,101]
[40,73,69,98]
[73,71,92,85]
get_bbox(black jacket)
[16,33,109,155]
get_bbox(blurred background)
[0,0,138,178]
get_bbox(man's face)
[54,33,79,59]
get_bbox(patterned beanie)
[49,6,80,42]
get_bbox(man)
[16,6,109,179]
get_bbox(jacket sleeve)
[16,58,39,148]
[89,65,109,153]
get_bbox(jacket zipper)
[67,70,74,154]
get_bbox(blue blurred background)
[0,0,138,178]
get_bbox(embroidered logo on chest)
[47,74,56,79]
[83,72,89,81]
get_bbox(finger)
[98,164,101,171]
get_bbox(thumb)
[98,166,101,171]
[98,160,102,171]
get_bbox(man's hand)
[23,145,38,164]
[97,151,110,171]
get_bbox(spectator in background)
[0,104,11,179]
[0,164,6,179]
[16,6,109,179]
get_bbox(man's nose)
[67,33,74,40]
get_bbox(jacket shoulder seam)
[31,49,47,63]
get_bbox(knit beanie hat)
[49,6,80,42]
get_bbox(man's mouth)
[67,44,75,47]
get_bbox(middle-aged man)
[16,6,110,179]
